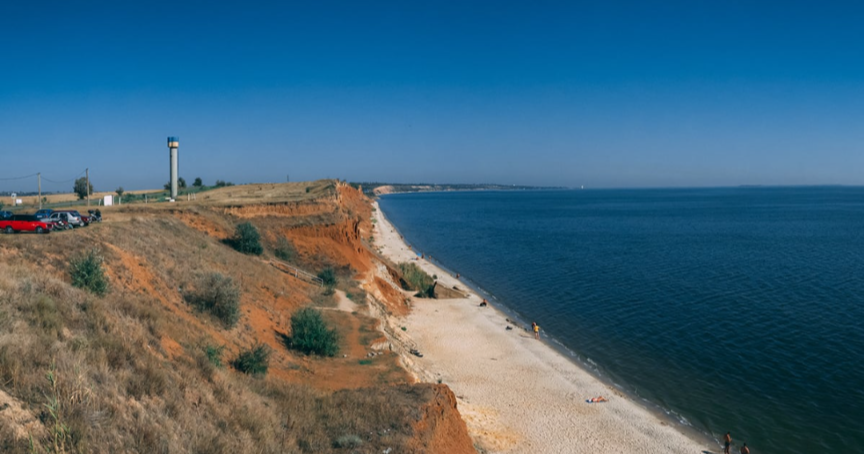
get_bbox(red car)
[0,215,51,234]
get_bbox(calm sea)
[378,188,864,454]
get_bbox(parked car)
[38,217,64,231]
[34,209,54,219]
[41,221,58,231]
[52,210,85,227]
[48,211,81,229]
[0,214,51,234]
[45,214,71,230]
[88,209,102,222]
[0,211,12,219]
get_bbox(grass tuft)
[232,343,270,376]
[274,237,297,262]
[205,344,225,368]
[397,262,434,297]
[69,249,109,296]
[332,434,363,448]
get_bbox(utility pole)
[86,168,90,207]
[38,173,41,209]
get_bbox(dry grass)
[0,183,437,453]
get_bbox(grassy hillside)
[0,180,474,453]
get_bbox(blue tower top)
[167,136,179,148]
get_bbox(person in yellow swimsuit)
[533,322,540,340]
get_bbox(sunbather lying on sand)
[586,396,607,403]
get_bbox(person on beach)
[533,322,540,339]
[724,432,732,454]
[588,396,607,403]
[739,443,749,454]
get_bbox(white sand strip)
[373,202,717,454]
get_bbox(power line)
[41,169,87,184]
[0,172,39,181]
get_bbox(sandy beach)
[372,202,717,454]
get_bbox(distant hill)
[350,182,565,196]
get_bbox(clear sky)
[1,1,863,192]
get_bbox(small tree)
[69,249,109,296]
[193,177,203,187]
[115,187,124,198]
[73,177,92,200]
[233,222,263,255]
[290,307,340,356]
[178,177,187,189]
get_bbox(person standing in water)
[724,432,732,454]
[532,322,540,340]
[739,443,749,454]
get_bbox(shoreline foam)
[373,201,717,453]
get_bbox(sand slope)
[373,203,717,454]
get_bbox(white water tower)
[167,136,179,199]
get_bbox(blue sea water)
[378,188,864,454]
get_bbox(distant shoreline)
[352,182,566,197]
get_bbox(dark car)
[0,214,51,234]
[0,211,12,219]
[34,209,54,219]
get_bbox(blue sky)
[1,1,863,191]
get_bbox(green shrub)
[397,262,434,297]
[233,222,263,255]
[274,237,297,262]
[289,307,340,357]
[69,249,109,296]
[317,267,337,287]
[346,289,366,304]
[232,343,270,376]
[205,344,225,368]
[183,273,241,328]
[333,434,363,449]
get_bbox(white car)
[48,211,82,228]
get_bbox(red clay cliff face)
[288,219,372,274]
[162,182,479,452]
[408,384,476,454]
